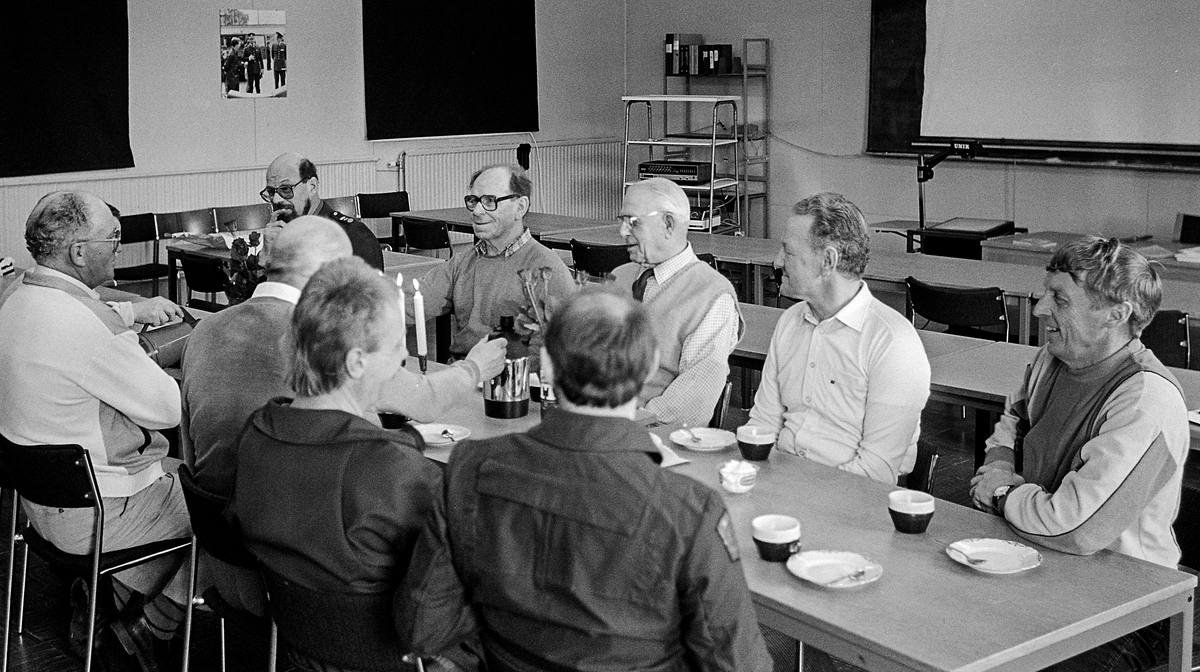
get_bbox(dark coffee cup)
[736,426,776,461]
[751,515,801,562]
[888,490,935,534]
[377,412,410,430]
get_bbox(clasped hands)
[969,461,1025,515]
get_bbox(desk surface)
[983,231,1200,284]
[541,228,782,265]
[424,376,1195,672]
[396,208,614,239]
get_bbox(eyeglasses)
[74,236,122,253]
[615,211,661,229]
[260,180,308,202]
[464,194,520,212]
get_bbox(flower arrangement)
[225,231,265,305]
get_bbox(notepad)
[1130,244,1175,260]
[1012,237,1058,250]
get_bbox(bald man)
[260,152,384,271]
[0,191,190,669]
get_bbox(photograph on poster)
[220,9,287,99]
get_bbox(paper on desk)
[650,432,690,468]
[1175,246,1200,263]
[1011,237,1057,250]
[1130,244,1175,260]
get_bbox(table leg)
[974,409,995,469]
[1019,295,1032,345]
[1167,593,1194,672]
[167,249,179,304]
[751,263,763,305]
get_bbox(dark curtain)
[362,0,539,140]
[0,1,134,178]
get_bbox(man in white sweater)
[0,191,189,672]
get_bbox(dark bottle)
[483,315,531,418]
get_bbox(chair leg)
[14,544,27,634]
[3,492,18,672]
[181,537,199,672]
[267,620,277,672]
[219,617,227,672]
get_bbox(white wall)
[624,0,1200,240]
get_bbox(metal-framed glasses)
[74,236,122,253]
[464,194,520,212]
[260,180,308,202]
[615,211,661,229]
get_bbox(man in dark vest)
[610,177,742,426]
[971,236,1189,672]
[261,152,384,271]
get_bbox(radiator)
[0,158,376,267]
[402,139,623,221]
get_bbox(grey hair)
[628,177,690,225]
[1046,236,1161,335]
[286,257,396,397]
[545,292,656,408]
[25,191,95,261]
[469,163,532,199]
[792,192,870,278]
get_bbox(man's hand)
[465,336,507,382]
[969,461,1024,514]
[132,297,186,327]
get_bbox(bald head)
[265,216,353,289]
[267,152,307,180]
[25,191,110,262]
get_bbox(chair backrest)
[1174,213,1200,245]
[180,257,229,295]
[156,208,216,237]
[0,435,99,510]
[906,276,1009,341]
[118,213,159,246]
[178,465,258,569]
[708,380,733,429]
[213,204,272,232]
[261,568,409,671]
[324,195,359,217]
[403,220,453,255]
[356,191,410,219]
[902,442,940,494]
[570,239,630,277]
[696,252,719,271]
[1140,309,1190,369]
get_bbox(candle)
[413,278,428,371]
[394,272,405,326]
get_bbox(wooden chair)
[708,380,733,429]
[113,213,169,297]
[154,208,217,302]
[0,435,190,672]
[403,219,454,259]
[900,442,940,495]
[1140,309,1190,369]
[213,204,272,232]
[357,191,411,250]
[906,276,1010,342]
[570,238,630,283]
[178,465,275,672]
[179,257,229,312]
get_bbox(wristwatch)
[992,485,1013,511]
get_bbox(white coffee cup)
[751,514,801,561]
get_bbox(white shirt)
[748,282,931,483]
[251,280,301,304]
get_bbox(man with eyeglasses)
[262,152,385,271]
[610,177,743,426]
[0,191,192,671]
[412,163,574,360]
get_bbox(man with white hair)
[0,190,190,671]
[611,177,742,426]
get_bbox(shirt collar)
[475,228,532,259]
[31,264,99,299]
[800,281,873,332]
[648,243,697,284]
[251,281,301,304]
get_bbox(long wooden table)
[417,368,1196,672]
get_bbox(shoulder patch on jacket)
[331,211,355,224]
[717,511,739,562]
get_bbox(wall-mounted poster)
[220,9,287,99]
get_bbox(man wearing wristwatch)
[969,236,1188,672]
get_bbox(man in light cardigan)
[0,191,190,670]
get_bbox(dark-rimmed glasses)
[260,179,308,202]
[464,194,520,212]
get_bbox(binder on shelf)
[666,33,703,75]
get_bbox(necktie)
[632,267,655,302]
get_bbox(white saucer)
[946,538,1042,574]
[787,550,883,589]
[413,423,471,446]
[670,428,736,452]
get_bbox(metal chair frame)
[905,276,1010,343]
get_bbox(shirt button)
[810,362,816,368]
[805,397,811,403]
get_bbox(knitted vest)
[612,260,741,404]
